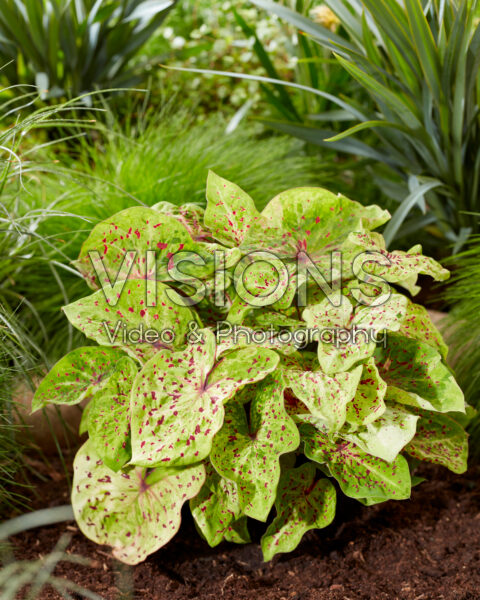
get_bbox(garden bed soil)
[9,462,480,600]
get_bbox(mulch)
[9,463,480,600]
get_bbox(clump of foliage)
[238,0,480,251]
[32,172,468,564]
[444,236,480,459]
[0,0,176,100]
[142,0,295,116]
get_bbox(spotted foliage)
[32,173,468,565]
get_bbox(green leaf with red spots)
[284,362,362,432]
[348,232,449,295]
[32,346,127,412]
[190,461,250,547]
[62,279,197,363]
[341,404,419,462]
[377,334,465,413]
[210,375,300,521]
[87,356,138,472]
[205,171,261,247]
[152,201,210,242]
[260,463,336,561]
[405,409,468,474]
[302,425,412,501]
[72,440,205,565]
[74,206,195,289]
[243,187,389,261]
[398,300,448,359]
[130,330,279,467]
[345,359,387,427]
[302,294,407,375]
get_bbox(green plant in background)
[32,172,468,564]
[0,0,176,101]
[141,0,295,116]
[444,236,480,459]
[230,0,480,251]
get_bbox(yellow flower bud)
[310,5,341,32]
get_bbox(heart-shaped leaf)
[377,334,465,413]
[405,409,468,474]
[190,461,250,547]
[284,363,362,432]
[130,330,279,467]
[244,187,389,261]
[152,201,210,241]
[87,356,138,471]
[302,425,411,501]
[211,375,299,521]
[345,359,387,427]
[342,404,419,462]
[72,440,205,565]
[63,279,196,363]
[74,206,194,289]
[260,463,336,561]
[32,346,127,412]
[204,171,261,247]
[348,232,449,294]
[398,300,448,359]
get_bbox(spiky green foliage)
[232,0,480,251]
[444,236,480,458]
[0,0,176,100]
[33,173,467,564]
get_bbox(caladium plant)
[33,172,469,565]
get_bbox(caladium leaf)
[399,300,448,359]
[152,201,210,241]
[204,170,261,247]
[302,425,411,501]
[227,259,297,324]
[87,356,138,472]
[72,440,205,565]
[190,461,250,547]
[405,409,468,474]
[130,329,279,467]
[244,187,389,261]
[348,232,449,295]
[32,346,127,412]
[345,359,387,427]
[74,206,195,289]
[260,463,336,561]
[302,294,407,375]
[284,363,362,432]
[377,334,465,413]
[63,279,196,363]
[211,375,299,521]
[342,404,419,462]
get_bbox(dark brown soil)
[9,464,480,600]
